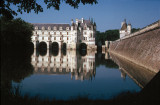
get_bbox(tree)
[0,0,98,19]
[131,28,140,33]
[95,30,119,45]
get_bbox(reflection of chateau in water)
[31,49,96,81]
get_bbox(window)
[60,37,61,40]
[67,37,68,40]
[35,31,37,34]
[59,27,62,30]
[54,32,56,35]
[48,32,50,35]
[66,27,69,30]
[67,32,68,35]
[42,32,44,34]
[54,27,57,30]
[35,26,38,30]
[54,37,56,40]
[84,37,85,40]
[60,32,62,35]
[90,33,92,37]
[42,26,45,30]
[48,26,51,30]
[42,37,44,40]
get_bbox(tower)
[127,23,132,34]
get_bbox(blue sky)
[12,0,160,32]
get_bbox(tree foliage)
[0,0,98,19]
[1,16,33,47]
[131,28,140,33]
[95,30,119,45]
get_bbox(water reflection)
[32,49,96,81]
[10,49,151,100]
[106,52,156,88]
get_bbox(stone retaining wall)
[109,28,160,73]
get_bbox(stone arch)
[79,43,87,50]
[52,42,59,50]
[79,43,87,56]
[52,42,59,56]
[38,41,47,56]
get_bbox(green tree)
[1,16,33,47]
[0,0,98,19]
[131,28,140,33]
[95,29,119,45]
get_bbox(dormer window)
[48,26,51,30]
[35,26,38,30]
[59,27,63,30]
[42,26,45,30]
[53,26,57,30]
[66,27,69,30]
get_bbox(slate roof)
[121,23,127,30]
[32,23,70,30]
[78,19,93,29]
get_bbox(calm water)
[11,49,146,100]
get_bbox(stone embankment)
[108,20,160,73]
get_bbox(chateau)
[31,18,96,50]
[119,19,132,38]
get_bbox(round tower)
[127,23,132,34]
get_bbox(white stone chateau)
[119,19,132,38]
[32,18,96,50]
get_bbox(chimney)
[82,18,84,23]
[76,18,78,25]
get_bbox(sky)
[12,0,160,32]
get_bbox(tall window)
[48,32,50,35]
[54,27,57,30]
[67,37,68,40]
[84,37,85,40]
[54,32,56,35]
[42,27,45,30]
[42,32,44,34]
[60,32,62,35]
[54,37,56,40]
[67,32,68,35]
[48,26,51,30]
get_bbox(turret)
[82,18,84,23]
[121,19,126,27]
[127,23,132,34]
[76,18,78,25]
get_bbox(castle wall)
[109,27,160,73]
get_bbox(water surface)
[11,49,149,100]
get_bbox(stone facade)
[119,19,131,38]
[31,18,96,50]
